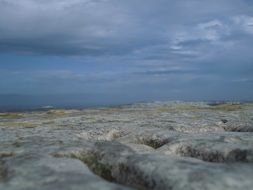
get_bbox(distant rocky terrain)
[0,102,253,190]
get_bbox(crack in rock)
[160,142,253,163]
[136,136,170,149]
[53,142,140,189]
[0,161,7,182]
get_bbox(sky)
[0,0,253,108]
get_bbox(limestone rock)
[0,102,253,189]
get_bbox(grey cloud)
[0,0,253,101]
[0,0,252,57]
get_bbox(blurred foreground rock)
[0,102,253,190]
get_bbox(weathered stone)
[160,139,253,162]
[55,141,253,190]
[0,102,253,189]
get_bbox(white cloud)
[168,19,232,60]
[197,20,230,41]
[232,15,253,34]
[173,19,230,43]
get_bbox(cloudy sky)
[0,0,253,106]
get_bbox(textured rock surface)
[0,102,253,190]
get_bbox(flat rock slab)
[0,102,253,190]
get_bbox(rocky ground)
[0,102,253,190]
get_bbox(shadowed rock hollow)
[0,161,7,182]
[0,102,253,190]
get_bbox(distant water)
[0,94,149,112]
[0,94,250,112]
